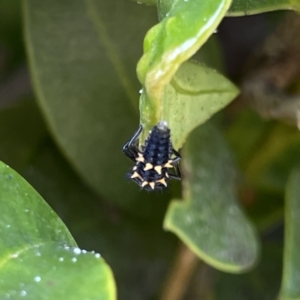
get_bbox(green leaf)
[137,0,232,109]
[279,166,300,300]
[228,0,300,16]
[215,242,283,300]
[164,123,259,272]
[0,243,115,300]
[0,161,116,299]
[23,0,169,214]
[140,61,239,149]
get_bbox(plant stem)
[160,243,199,300]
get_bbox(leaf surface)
[23,0,170,214]
[164,123,259,272]
[140,61,239,149]
[279,167,300,300]
[0,161,116,299]
[137,0,232,118]
[228,0,300,16]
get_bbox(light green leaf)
[137,0,232,112]
[228,0,300,16]
[164,123,259,272]
[0,243,115,300]
[140,61,239,149]
[279,167,300,300]
[23,0,169,213]
[0,161,116,299]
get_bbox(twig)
[160,243,199,300]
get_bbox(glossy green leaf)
[140,61,239,149]
[137,0,232,114]
[0,243,115,300]
[23,0,170,214]
[0,161,75,248]
[164,123,259,272]
[279,167,300,300]
[0,161,116,299]
[228,0,300,16]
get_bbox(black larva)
[122,121,181,191]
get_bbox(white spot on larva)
[59,257,64,262]
[157,120,168,131]
[72,257,77,262]
[6,224,10,228]
[82,250,87,254]
[95,253,101,258]
[35,252,41,257]
[11,253,18,258]
[73,248,81,255]
[34,276,41,282]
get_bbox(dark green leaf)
[164,123,259,272]
[23,0,171,215]
[228,0,300,16]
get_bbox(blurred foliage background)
[1,0,300,299]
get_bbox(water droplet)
[34,276,41,283]
[59,257,64,262]
[95,253,101,258]
[139,89,143,94]
[82,250,87,254]
[72,257,77,262]
[73,248,81,255]
[20,290,27,297]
